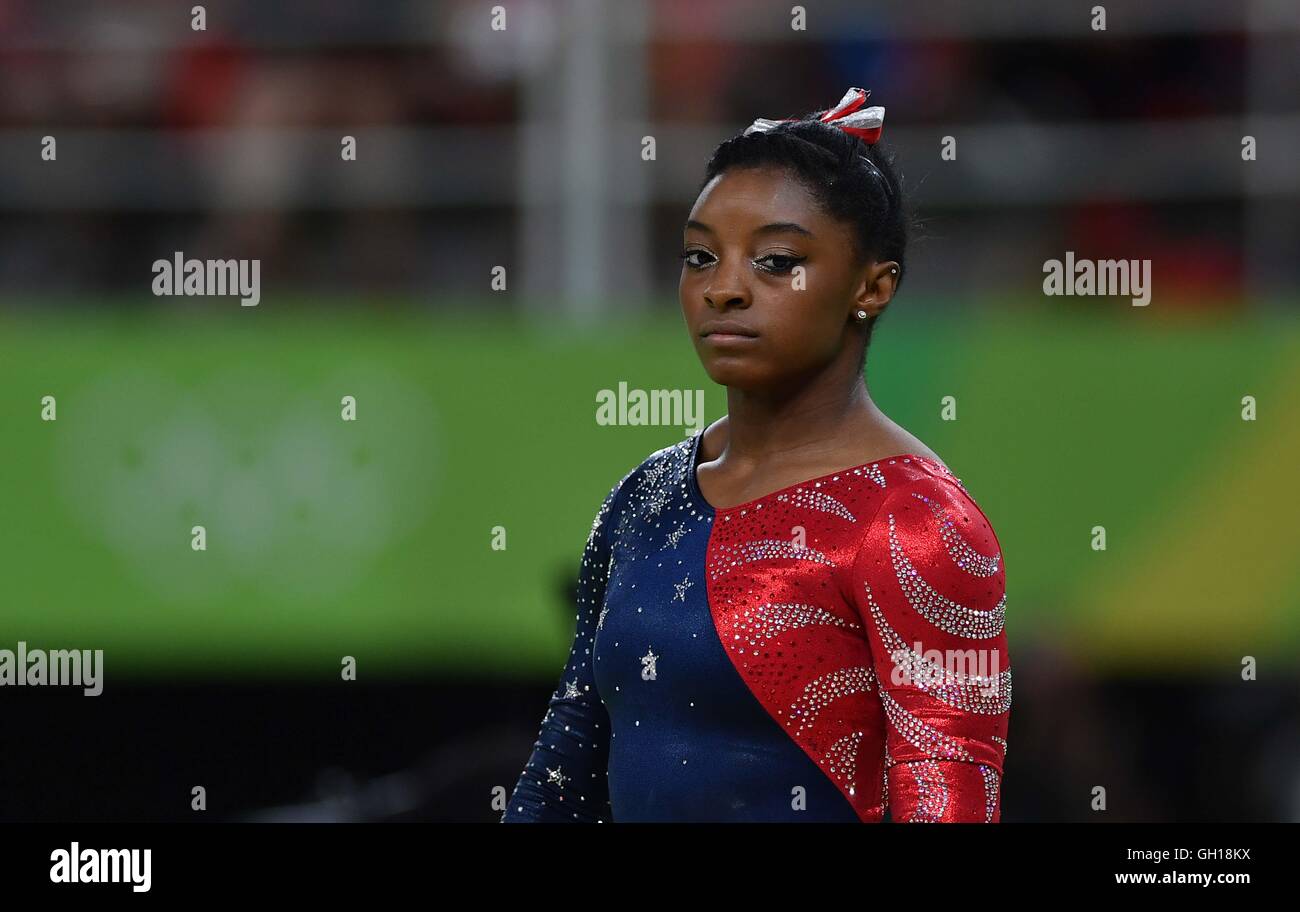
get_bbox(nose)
[703,259,751,311]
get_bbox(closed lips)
[700,322,758,337]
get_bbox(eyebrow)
[683,219,815,239]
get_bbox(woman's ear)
[854,260,900,319]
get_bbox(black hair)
[697,108,914,371]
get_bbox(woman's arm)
[850,474,1011,822]
[500,479,624,822]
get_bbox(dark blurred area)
[5,659,1298,822]
[1,0,1294,306]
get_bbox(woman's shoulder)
[860,455,1004,574]
[592,431,699,515]
[631,433,699,501]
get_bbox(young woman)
[503,88,1010,822]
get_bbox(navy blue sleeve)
[500,478,623,822]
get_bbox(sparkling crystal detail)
[826,730,865,793]
[979,764,1000,823]
[711,538,836,579]
[889,513,1005,638]
[662,523,690,549]
[863,582,1012,713]
[910,492,1001,577]
[672,576,693,601]
[907,760,948,822]
[775,488,857,523]
[733,602,861,649]
[878,688,975,762]
[789,666,875,736]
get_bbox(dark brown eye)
[679,249,713,269]
[755,254,804,274]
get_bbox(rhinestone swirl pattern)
[911,491,1002,577]
[826,730,865,795]
[708,538,837,580]
[789,665,876,736]
[907,760,948,822]
[774,488,857,523]
[733,601,862,651]
[863,581,1012,714]
[888,513,1006,639]
[878,688,975,762]
[979,764,1000,823]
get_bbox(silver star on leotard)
[673,576,693,601]
[663,523,690,549]
[645,488,669,519]
[546,766,568,788]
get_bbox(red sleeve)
[849,473,1010,822]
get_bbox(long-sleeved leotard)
[502,428,1010,822]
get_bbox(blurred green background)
[4,301,1296,678]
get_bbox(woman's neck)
[710,376,882,469]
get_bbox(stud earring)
[889,266,898,275]
[855,309,869,321]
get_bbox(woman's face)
[680,164,884,391]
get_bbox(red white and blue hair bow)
[743,87,885,145]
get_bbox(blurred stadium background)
[0,0,1297,822]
